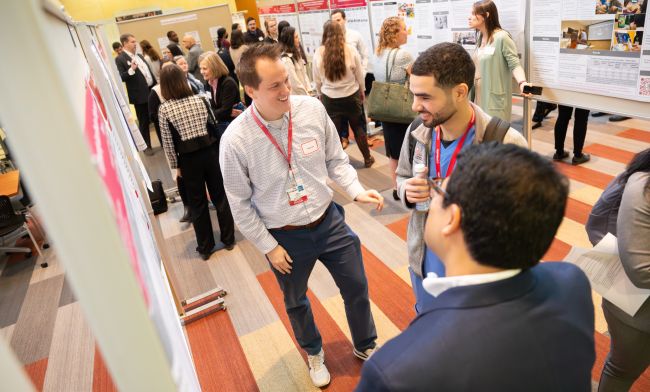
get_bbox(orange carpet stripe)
[542,238,572,261]
[386,216,408,242]
[583,144,635,165]
[554,162,614,189]
[24,357,48,391]
[185,311,258,392]
[565,198,593,225]
[361,246,416,331]
[257,271,363,391]
[618,128,650,143]
[92,345,117,392]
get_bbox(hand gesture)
[130,60,138,70]
[404,176,430,204]
[355,189,384,211]
[266,245,293,274]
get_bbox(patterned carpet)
[1,100,649,391]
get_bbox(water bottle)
[414,163,430,211]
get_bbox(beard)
[421,104,457,128]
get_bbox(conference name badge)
[301,139,319,156]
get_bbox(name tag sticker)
[301,139,319,156]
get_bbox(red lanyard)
[434,110,475,178]
[250,109,293,169]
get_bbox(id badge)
[287,171,308,206]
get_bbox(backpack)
[407,115,511,165]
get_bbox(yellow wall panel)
[61,0,238,22]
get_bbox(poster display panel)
[530,0,650,102]
[331,0,374,53]
[298,0,331,59]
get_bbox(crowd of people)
[112,0,649,390]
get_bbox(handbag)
[201,97,225,138]
[367,48,417,124]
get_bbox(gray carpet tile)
[10,274,64,364]
[0,258,36,328]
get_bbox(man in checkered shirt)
[219,44,384,388]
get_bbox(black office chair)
[12,180,49,250]
[0,195,47,267]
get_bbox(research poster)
[530,0,650,101]
[370,0,524,59]
[297,0,332,59]
[330,0,374,52]
[257,1,301,39]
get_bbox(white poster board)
[529,0,650,114]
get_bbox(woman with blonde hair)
[313,21,374,167]
[468,0,530,120]
[373,16,414,200]
[200,52,243,126]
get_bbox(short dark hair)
[237,43,282,89]
[112,41,122,50]
[412,42,475,91]
[166,30,176,39]
[246,17,256,24]
[119,33,134,45]
[231,23,240,31]
[160,64,194,100]
[443,143,569,269]
[331,9,346,19]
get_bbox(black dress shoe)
[179,206,191,222]
[572,153,591,165]
[553,150,569,160]
[591,112,609,117]
[392,189,400,201]
[609,115,630,122]
[200,249,215,260]
[224,242,235,251]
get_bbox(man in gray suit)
[182,35,204,83]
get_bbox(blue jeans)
[269,203,377,355]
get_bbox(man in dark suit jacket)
[166,30,183,57]
[244,17,265,44]
[115,33,157,152]
[356,143,595,392]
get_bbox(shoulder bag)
[367,48,417,124]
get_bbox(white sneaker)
[353,345,380,361]
[307,349,331,387]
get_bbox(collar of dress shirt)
[209,78,218,93]
[124,49,136,59]
[422,268,522,298]
[251,102,290,129]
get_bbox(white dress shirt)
[124,49,154,87]
[346,28,370,75]
[423,269,522,297]
[219,95,365,254]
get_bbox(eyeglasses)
[428,177,450,200]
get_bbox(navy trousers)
[269,203,377,355]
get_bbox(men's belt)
[277,208,329,231]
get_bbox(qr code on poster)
[640,77,650,96]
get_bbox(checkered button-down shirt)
[219,95,365,255]
[159,95,210,169]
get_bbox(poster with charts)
[298,0,331,59]
[529,0,650,101]
[330,0,374,53]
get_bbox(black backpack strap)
[483,116,511,143]
[408,116,424,165]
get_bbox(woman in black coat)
[199,52,243,131]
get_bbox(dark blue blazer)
[355,262,595,392]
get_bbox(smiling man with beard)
[219,43,384,388]
[396,42,527,313]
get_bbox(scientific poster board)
[257,0,301,38]
[116,5,232,54]
[529,0,650,111]
[75,24,201,391]
[298,0,332,59]
[331,0,374,52]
